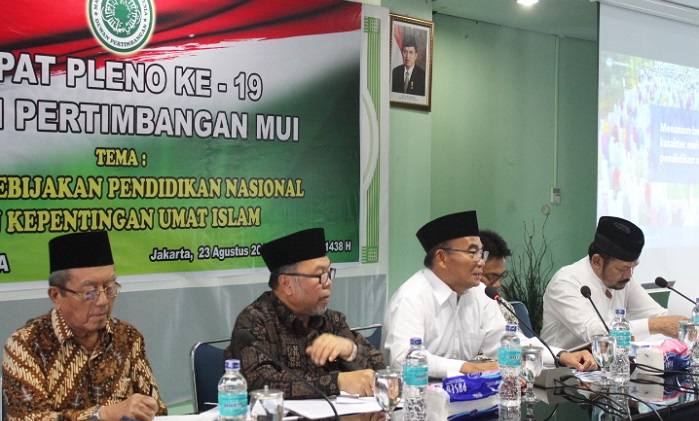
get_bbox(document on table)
[154,413,217,421]
[284,397,382,419]
[155,407,218,420]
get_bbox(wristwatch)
[346,343,358,362]
[555,350,568,366]
[89,405,103,420]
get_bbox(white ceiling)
[431,0,599,41]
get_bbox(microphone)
[580,285,610,333]
[655,276,695,305]
[484,286,560,367]
[234,329,339,420]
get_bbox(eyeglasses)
[58,283,122,301]
[483,271,509,283]
[281,268,336,285]
[442,248,489,262]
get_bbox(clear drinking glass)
[592,334,616,386]
[678,320,699,370]
[521,345,543,402]
[373,368,403,420]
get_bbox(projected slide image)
[598,52,699,230]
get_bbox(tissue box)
[634,339,689,375]
[442,370,501,420]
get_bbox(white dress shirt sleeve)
[625,280,667,339]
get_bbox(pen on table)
[330,393,360,400]
[282,416,299,421]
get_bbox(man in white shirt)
[541,216,687,349]
[383,211,596,379]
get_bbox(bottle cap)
[225,359,241,370]
[410,337,423,346]
[506,324,517,332]
[615,308,626,315]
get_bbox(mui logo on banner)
[88,0,155,55]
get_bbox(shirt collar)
[424,268,457,305]
[269,291,325,334]
[51,307,114,344]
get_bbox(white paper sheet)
[155,407,219,420]
[154,413,217,421]
[284,397,382,419]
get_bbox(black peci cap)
[260,228,327,272]
[593,216,644,262]
[416,211,479,252]
[49,231,114,273]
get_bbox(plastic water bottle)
[498,324,521,409]
[403,337,428,421]
[692,298,699,323]
[610,308,631,384]
[218,359,247,421]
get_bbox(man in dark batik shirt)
[226,228,384,399]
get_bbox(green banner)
[0,1,371,283]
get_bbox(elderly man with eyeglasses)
[226,228,384,399]
[383,211,596,378]
[2,231,166,421]
[542,216,688,350]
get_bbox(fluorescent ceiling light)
[517,0,539,5]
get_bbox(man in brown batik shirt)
[2,231,167,421]
[226,228,384,399]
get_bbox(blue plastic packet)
[442,370,501,420]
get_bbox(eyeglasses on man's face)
[281,268,337,285]
[482,271,508,284]
[442,248,489,262]
[59,283,122,301]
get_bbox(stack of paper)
[283,397,382,420]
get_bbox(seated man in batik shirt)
[226,228,385,399]
[2,231,167,421]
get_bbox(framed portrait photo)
[389,14,434,111]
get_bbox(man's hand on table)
[99,393,159,421]
[649,315,689,339]
[338,369,375,397]
[559,350,597,371]
[460,360,498,374]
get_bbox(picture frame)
[389,14,434,111]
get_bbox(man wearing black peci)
[383,211,595,379]
[226,228,384,399]
[2,231,166,421]
[542,216,687,349]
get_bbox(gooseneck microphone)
[655,276,695,305]
[234,329,339,420]
[484,286,560,367]
[580,285,610,333]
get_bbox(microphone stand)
[583,295,611,333]
[655,277,695,305]
[667,285,695,305]
[490,295,560,367]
